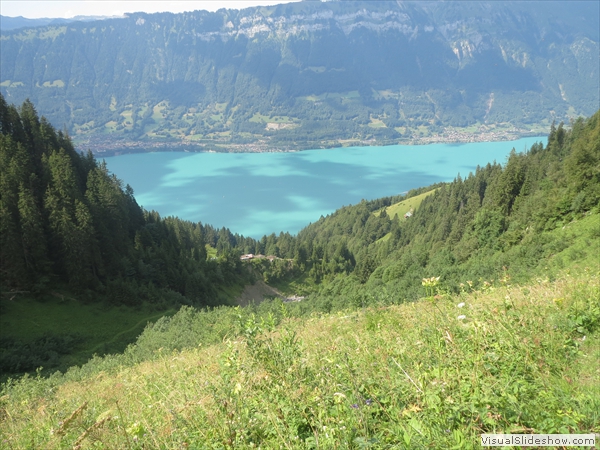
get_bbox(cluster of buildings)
[240,253,278,262]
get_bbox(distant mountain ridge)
[0,14,122,32]
[1,1,598,152]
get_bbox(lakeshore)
[79,125,545,157]
[103,137,544,238]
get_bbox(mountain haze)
[1,1,598,152]
[0,15,121,32]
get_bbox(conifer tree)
[17,182,49,280]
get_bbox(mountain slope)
[0,15,120,32]
[0,94,253,374]
[0,102,599,449]
[248,111,599,303]
[0,93,252,304]
[1,1,597,152]
[1,266,597,447]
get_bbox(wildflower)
[457,315,466,320]
[333,393,346,404]
[457,302,465,308]
[423,276,441,299]
[365,399,373,406]
[351,404,359,409]
[402,404,422,416]
[422,276,440,287]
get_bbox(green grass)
[298,90,360,102]
[268,272,316,297]
[373,190,439,243]
[1,270,597,448]
[376,189,438,221]
[120,110,133,121]
[249,113,293,124]
[376,90,400,100]
[368,118,387,128]
[103,120,118,132]
[151,104,166,122]
[41,80,65,88]
[540,212,600,274]
[0,293,176,372]
[216,283,246,305]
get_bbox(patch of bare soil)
[236,280,283,306]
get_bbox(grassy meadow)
[0,272,245,379]
[1,267,598,448]
[377,189,438,220]
[374,189,437,244]
[0,293,178,378]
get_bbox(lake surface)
[104,137,543,238]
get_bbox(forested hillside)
[1,1,598,153]
[243,112,599,307]
[0,94,255,306]
[0,95,258,375]
[1,93,598,376]
[0,114,597,445]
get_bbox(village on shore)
[78,126,543,156]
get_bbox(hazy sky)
[1,1,298,19]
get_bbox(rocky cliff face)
[1,1,597,150]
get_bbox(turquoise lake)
[104,137,544,238]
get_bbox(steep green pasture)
[540,212,600,273]
[249,113,294,124]
[374,189,438,243]
[0,274,247,378]
[0,293,176,376]
[1,270,597,448]
[378,189,438,219]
